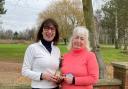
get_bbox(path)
[0,61,30,86]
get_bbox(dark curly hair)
[36,18,59,45]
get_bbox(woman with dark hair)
[22,18,60,89]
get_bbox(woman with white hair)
[61,26,99,89]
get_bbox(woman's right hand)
[41,71,58,82]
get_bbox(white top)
[22,41,60,88]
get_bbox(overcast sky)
[0,0,104,32]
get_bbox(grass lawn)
[100,45,128,63]
[0,43,68,63]
[0,44,128,63]
[0,44,28,62]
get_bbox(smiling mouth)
[46,34,53,38]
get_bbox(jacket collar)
[38,40,54,47]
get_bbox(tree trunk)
[123,29,128,50]
[63,38,67,45]
[82,0,105,79]
[82,0,96,49]
[115,10,119,49]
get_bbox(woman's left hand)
[55,75,64,84]
[63,76,73,84]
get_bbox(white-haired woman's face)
[72,35,86,49]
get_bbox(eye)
[43,26,56,31]
[80,37,84,40]
[73,36,77,39]
[43,26,49,29]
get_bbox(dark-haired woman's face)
[42,25,56,42]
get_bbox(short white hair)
[67,26,91,51]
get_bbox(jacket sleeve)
[21,45,41,81]
[75,52,99,85]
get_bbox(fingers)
[50,76,58,82]
[42,71,61,82]
[61,75,73,84]
[42,73,50,80]
[42,70,66,83]
[46,70,53,75]
[49,75,64,83]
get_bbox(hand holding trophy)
[54,56,64,84]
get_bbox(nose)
[77,38,81,42]
[47,29,52,33]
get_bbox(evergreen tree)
[0,0,6,14]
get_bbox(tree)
[0,29,5,39]
[101,1,116,44]
[82,0,105,79]
[13,31,18,39]
[27,27,36,40]
[17,27,36,40]
[38,0,85,45]
[123,28,128,50]
[0,0,6,14]
[101,0,128,49]
[82,0,97,50]
[94,10,103,46]
[5,29,13,39]
[0,0,6,31]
